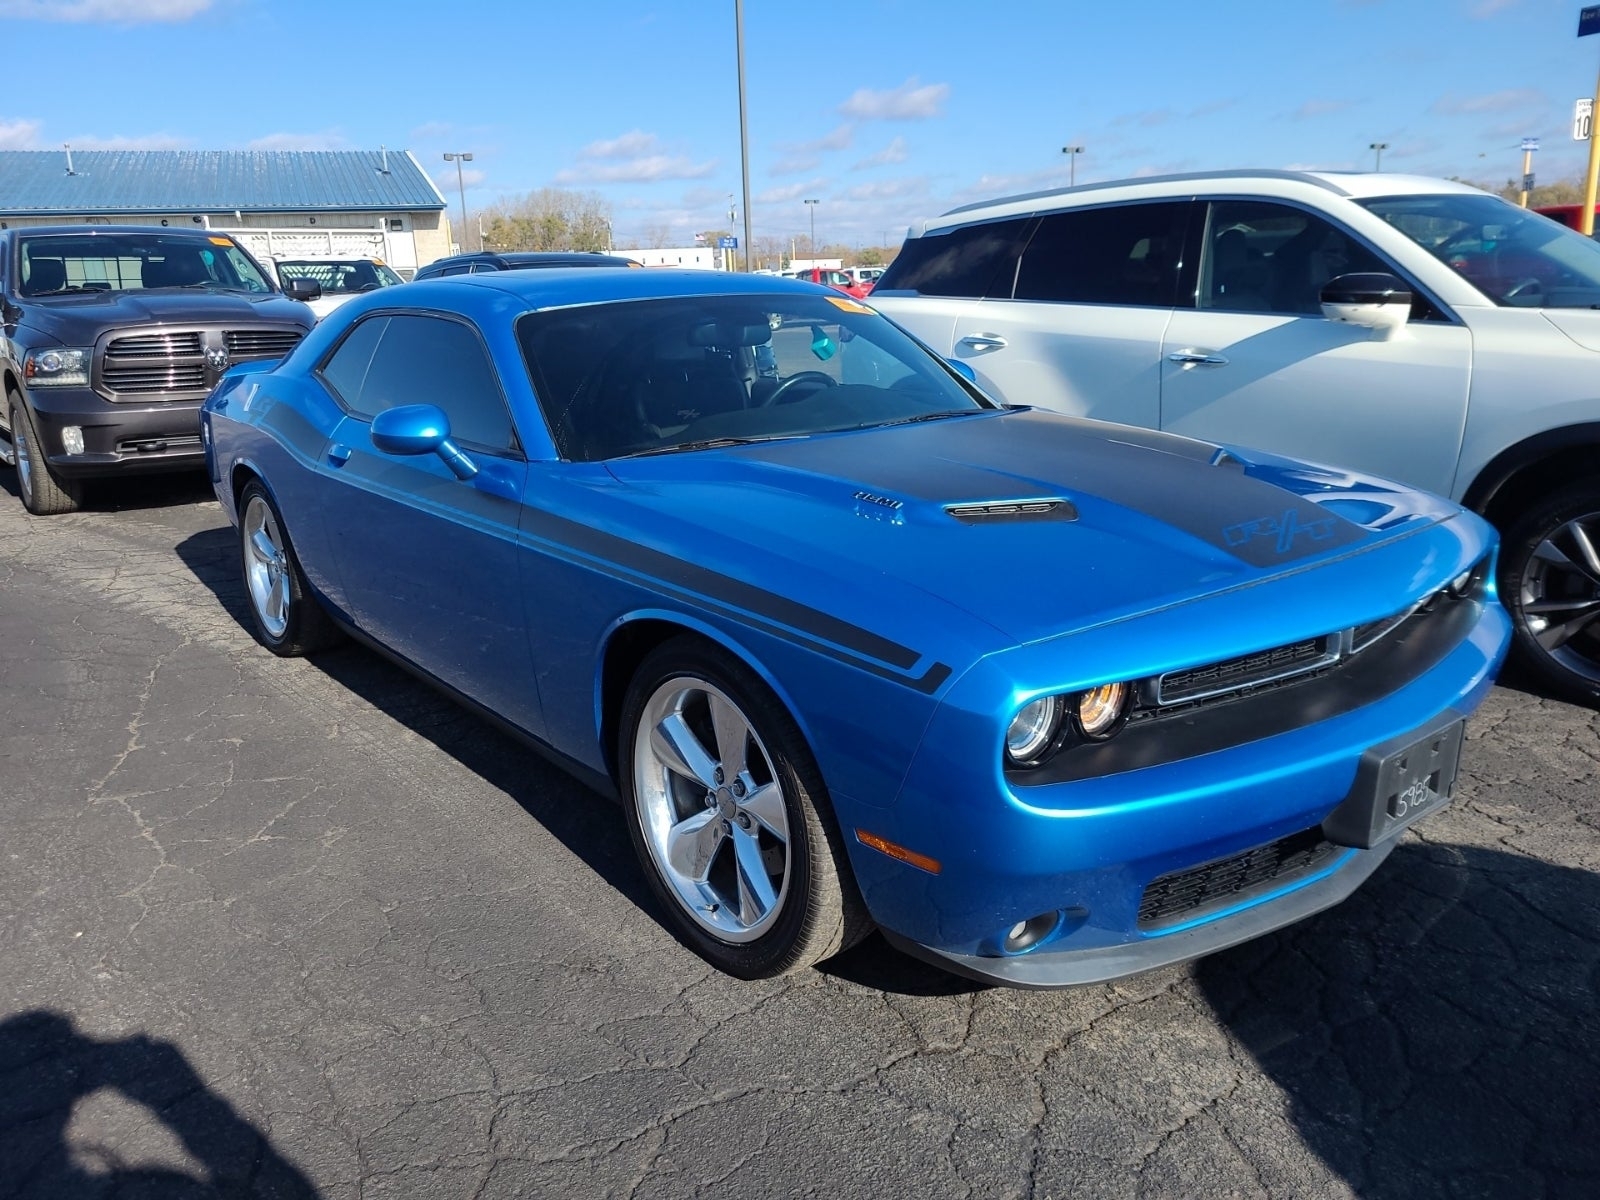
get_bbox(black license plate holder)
[1323,714,1465,849]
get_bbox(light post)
[1061,144,1084,187]
[442,152,473,251]
[1518,137,1539,208]
[804,198,819,266]
[1369,142,1389,172]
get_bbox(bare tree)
[479,188,613,252]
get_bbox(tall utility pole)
[1518,138,1540,208]
[804,198,819,265]
[1369,142,1389,172]
[1580,6,1600,234]
[735,0,753,272]
[1061,144,1084,187]
[442,152,473,251]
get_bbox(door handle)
[959,333,1009,351]
[327,442,351,467]
[1167,350,1229,366]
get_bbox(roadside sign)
[1523,172,1537,192]
[1582,4,1600,36]
[1521,137,1541,152]
[716,236,738,249]
[1577,98,1593,141]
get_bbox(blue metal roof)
[0,150,447,216]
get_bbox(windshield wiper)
[873,409,985,429]
[624,434,804,458]
[28,286,97,296]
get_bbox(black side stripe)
[517,507,953,694]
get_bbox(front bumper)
[24,385,204,477]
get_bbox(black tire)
[1498,480,1600,703]
[9,391,83,516]
[619,636,872,978]
[237,480,341,657]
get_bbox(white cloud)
[453,167,486,188]
[554,155,715,184]
[1470,0,1519,17]
[1293,99,1354,120]
[0,0,212,21]
[1433,88,1542,115]
[579,130,660,160]
[842,176,928,202]
[65,131,190,150]
[852,136,908,170]
[247,130,351,151]
[754,180,829,205]
[409,121,455,142]
[839,77,950,121]
[0,117,42,149]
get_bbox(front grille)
[107,331,203,357]
[1158,637,1333,705]
[101,363,207,393]
[225,329,303,358]
[1137,828,1341,929]
[115,435,202,454]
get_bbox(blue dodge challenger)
[202,269,1510,987]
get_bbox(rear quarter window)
[873,217,1032,298]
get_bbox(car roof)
[924,169,1490,232]
[397,267,840,311]
[8,224,252,239]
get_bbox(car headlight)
[1075,682,1131,740]
[1005,695,1065,766]
[24,347,91,387]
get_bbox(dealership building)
[0,149,451,277]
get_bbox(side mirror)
[946,358,978,385]
[369,403,477,479]
[287,277,322,302]
[1320,272,1411,338]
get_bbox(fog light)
[1003,911,1059,954]
[61,425,85,455]
[1075,681,1131,739]
[1448,568,1475,598]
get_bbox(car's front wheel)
[1500,480,1600,702]
[238,480,341,657]
[619,637,871,978]
[9,391,82,515]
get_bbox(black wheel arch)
[1461,423,1600,528]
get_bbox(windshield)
[16,232,274,296]
[518,292,991,461]
[1360,193,1600,308]
[276,259,402,294]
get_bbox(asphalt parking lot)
[2,473,1597,1200]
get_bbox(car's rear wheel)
[1500,480,1600,702]
[9,391,82,515]
[238,480,341,656]
[619,637,870,978]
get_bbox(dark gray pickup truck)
[0,225,317,514]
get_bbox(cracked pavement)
[1,473,1596,1199]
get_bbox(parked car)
[271,256,403,319]
[0,225,315,514]
[790,265,872,298]
[412,250,642,280]
[202,269,1507,986]
[871,171,1600,702]
[845,265,885,290]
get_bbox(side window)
[439,264,472,276]
[873,217,1031,298]
[1013,201,1191,307]
[318,316,388,408]
[469,262,501,273]
[358,314,516,453]
[1202,201,1394,316]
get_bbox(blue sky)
[1,0,1596,251]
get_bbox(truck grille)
[224,329,303,357]
[94,324,303,402]
[1137,828,1341,930]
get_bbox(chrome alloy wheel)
[1522,509,1600,685]
[243,494,292,641]
[633,677,792,942]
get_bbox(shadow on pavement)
[0,1010,318,1198]
[1197,841,1600,1200]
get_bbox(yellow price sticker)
[208,236,233,246]
[826,296,875,315]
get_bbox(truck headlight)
[23,347,91,387]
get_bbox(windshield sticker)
[208,237,233,246]
[827,296,875,314]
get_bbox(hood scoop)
[945,498,1078,525]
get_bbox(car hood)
[601,409,1460,653]
[17,290,312,344]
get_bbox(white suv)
[872,170,1600,701]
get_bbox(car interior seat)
[1210,229,1271,311]
[144,251,212,288]
[22,258,67,295]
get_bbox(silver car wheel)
[1522,510,1600,685]
[633,676,792,943]
[242,494,293,641]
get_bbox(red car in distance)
[791,266,873,299]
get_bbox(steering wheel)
[1504,276,1544,303]
[762,371,837,407]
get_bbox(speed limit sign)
[1576,97,1593,141]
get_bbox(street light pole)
[1369,142,1389,172]
[1061,144,1084,187]
[804,198,819,265]
[735,0,754,272]
[442,152,473,251]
